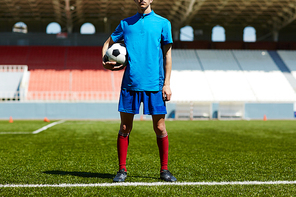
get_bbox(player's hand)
[162,84,172,101]
[102,61,125,71]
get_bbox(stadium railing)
[0,65,28,101]
[26,91,119,101]
[0,65,28,72]
[0,91,25,101]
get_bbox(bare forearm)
[162,44,172,101]
[102,37,113,58]
[164,54,172,86]
[164,44,172,86]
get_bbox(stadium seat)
[28,69,70,91]
[0,46,104,70]
[112,70,124,92]
[27,46,66,70]
[170,70,214,102]
[71,70,112,92]
[27,69,122,101]
[172,49,202,70]
[0,46,29,65]
[66,47,103,70]
[233,50,296,102]
[2,46,296,102]
[277,50,296,79]
[195,50,256,101]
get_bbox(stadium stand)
[0,46,103,70]
[0,46,30,65]
[27,69,70,100]
[66,47,103,70]
[71,70,116,101]
[277,51,296,80]
[170,49,214,102]
[233,50,296,102]
[171,49,296,103]
[28,69,70,91]
[0,65,28,101]
[27,69,119,101]
[196,50,257,102]
[170,70,214,102]
[1,46,296,103]
[268,51,296,92]
[171,49,202,70]
[112,70,125,93]
[27,46,66,69]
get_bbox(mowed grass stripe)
[0,132,32,135]
[1,181,296,188]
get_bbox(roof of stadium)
[1,0,296,33]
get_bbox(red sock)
[117,133,129,171]
[157,135,169,171]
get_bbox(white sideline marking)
[0,120,65,135]
[32,120,65,134]
[1,181,296,188]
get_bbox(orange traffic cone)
[44,117,50,122]
[9,116,13,123]
[140,115,146,121]
[263,115,267,121]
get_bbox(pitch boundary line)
[32,120,65,134]
[0,120,66,135]
[1,181,296,188]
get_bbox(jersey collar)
[136,10,155,18]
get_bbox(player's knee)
[120,123,132,134]
[154,124,166,135]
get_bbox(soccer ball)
[104,43,127,66]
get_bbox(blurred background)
[1,0,296,120]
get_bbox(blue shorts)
[118,89,167,115]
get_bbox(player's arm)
[102,37,125,71]
[162,43,172,101]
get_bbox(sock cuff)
[157,133,168,138]
[119,130,130,137]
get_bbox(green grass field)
[0,120,295,196]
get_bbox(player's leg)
[113,112,134,182]
[118,112,134,171]
[152,114,168,169]
[152,114,177,182]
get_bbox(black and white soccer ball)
[104,43,127,66]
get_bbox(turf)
[0,120,295,196]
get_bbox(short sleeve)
[161,20,173,45]
[111,21,124,43]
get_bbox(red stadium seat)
[0,46,30,65]
[27,69,123,101]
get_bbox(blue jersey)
[111,11,173,91]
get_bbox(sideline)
[0,120,66,135]
[32,120,66,134]
[1,180,296,188]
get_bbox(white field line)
[1,181,296,188]
[32,120,65,134]
[0,120,66,135]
